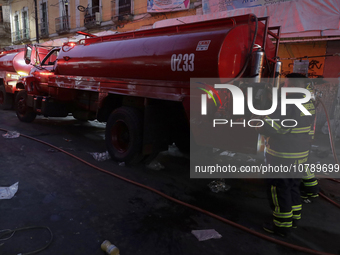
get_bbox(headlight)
[17,71,28,76]
[11,74,19,80]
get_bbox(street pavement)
[0,109,339,255]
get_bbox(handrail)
[268,26,281,59]
[258,17,269,51]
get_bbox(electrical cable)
[0,127,337,255]
[0,226,53,255]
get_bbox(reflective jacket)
[260,91,315,160]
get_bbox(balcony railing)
[39,22,49,38]
[84,6,101,28]
[20,28,30,41]
[11,31,21,43]
[11,28,30,43]
[55,16,70,34]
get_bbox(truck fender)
[16,76,35,91]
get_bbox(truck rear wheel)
[15,90,36,122]
[0,86,13,110]
[105,106,143,164]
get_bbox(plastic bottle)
[101,240,120,255]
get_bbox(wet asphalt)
[0,109,339,255]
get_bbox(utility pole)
[34,0,39,43]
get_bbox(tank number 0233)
[171,54,195,72]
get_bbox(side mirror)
[24,45,32,65]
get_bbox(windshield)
[25,46,32,63]
[41,49,60,66]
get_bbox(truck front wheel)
[0,86,13,110]
[105,106,143,164]
[15,91,36,122]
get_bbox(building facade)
[6,0,199,45]
[0,5,11,48]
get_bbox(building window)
[41,2,47,25]
[40,1,50,36]
[92,0,100,14]
[112,0,131,21]
[0,6,3,23]
[84,0,101,26]
[14,14,20,41]
[22,10,29,40]
[63,0,69,30]
[56,0,69,32]
[119,0,131,16]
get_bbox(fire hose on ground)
[0,122,339,255]
[0,91,339,255]
[317,98,340,209]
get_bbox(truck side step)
[40,97,69,117]
[33,96,44,112]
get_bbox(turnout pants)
[266,154,303,233]
[301,169,319,198]
[267,178,302,230]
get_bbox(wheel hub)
[17,98,27,115]
[111,120,130,153]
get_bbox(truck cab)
[0,46,51,109]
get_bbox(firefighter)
[300,80,319,202]
[257,73,315,236]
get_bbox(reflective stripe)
[304,180,318,187]
[292,214,301,220]
[278,128,291,134]
[274,220,293,228]
[307,193,319,198]
[303,174,315,179]
[267,148,309,159]
[292,204,302,211]
[264,117,311,134]
[291,126,311,134]
[265,116,281,131]
[271,186,280,213]
[273,211,293,218]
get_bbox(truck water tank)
[0,51,32,75]
[55,21,275,81]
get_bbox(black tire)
[0,86,14,110]
[15,90,36,122]
[105,106,143,164]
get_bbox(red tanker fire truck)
[15,14,281,163]
[0,47,50,109]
